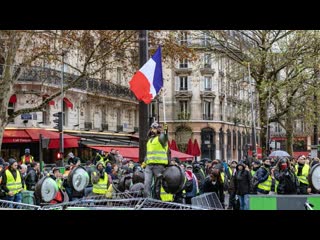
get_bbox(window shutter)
[188,59,192,69]
[187,34,192,46]
[188,76,192,90]
[175,76,180,91]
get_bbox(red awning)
[25,129,80,149]
[9,94,17,103]
[89,146,194,162]
[3,129,32,143]
[63,97,73,109]
[3,128,79,149]
[43,94,55,106]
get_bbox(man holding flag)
[129,46,169,199]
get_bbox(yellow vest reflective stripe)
[257,175,272,191]
[221,172,225,183]
[21,155,34,164]
[5,169,22,195]
[146,136,168,165]
[275,180,279,192]
[92,172,109,194]
[160,186,174,202]
[295,164,310,185]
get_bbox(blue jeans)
[237,194,249,210]
[6,192,22,208]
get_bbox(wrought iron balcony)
[203,114,213,120]
[101,123,108,131]
[16,66,136,101]
[177,112,190,120]
[84,122,92,130]
[116,125,123,132]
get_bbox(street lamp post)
[247,63,257,154]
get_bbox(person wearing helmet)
[144,121,169,199]
[20,148,34,165]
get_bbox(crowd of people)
[0,126,318,210]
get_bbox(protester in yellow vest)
[295,155,311,194]
[92,162,113,198]
[144,122,169,199]
[1,159,24,206]
[20,148,34,165]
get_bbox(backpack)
[184,178,194,192]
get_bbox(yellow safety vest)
[257,175,272,192]
[92,172,109,195]
[295,164,310,185]
[146,136,168,165]
[5,169,22,195]
[221,172,225,183]
[251,170,256,177]
[21,155,34,164]
[160,186,174,202]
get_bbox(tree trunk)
[0,31,21,151]
[285,114,294,156]
[258,90,268,156]
[0,119,5,151]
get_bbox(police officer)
[144,122,169,199]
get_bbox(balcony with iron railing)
[116,125,123,132]
[84,122,92,131]
[200,64,215,75]
[177,112,190,120]
[12,65,136,101]
[203,114,213,120]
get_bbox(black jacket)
[274,168,299,194]
[203,176,224,205]
[25,168,39,191]
[233,169,251,196]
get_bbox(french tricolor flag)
[129,46,163,104]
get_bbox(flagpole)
[162,88,166,123]
[138,30,149,164]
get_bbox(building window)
[117,67,122,85]
[204,53,211,68]
[128,111,132,126]
[203,101,212,120]
[201,33,210,46]
[179,31,188,45]
[117,109,121,126]
[204,76,212,91]
[8,102,14,123]
[179,59,188,68]
[275,122,283,133]
[42,104,50,125]
[0,56,4,76]
[220,101,224,121]
[179,76,188,91]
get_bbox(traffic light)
[53,112,63,132]
[57,152,63,160]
